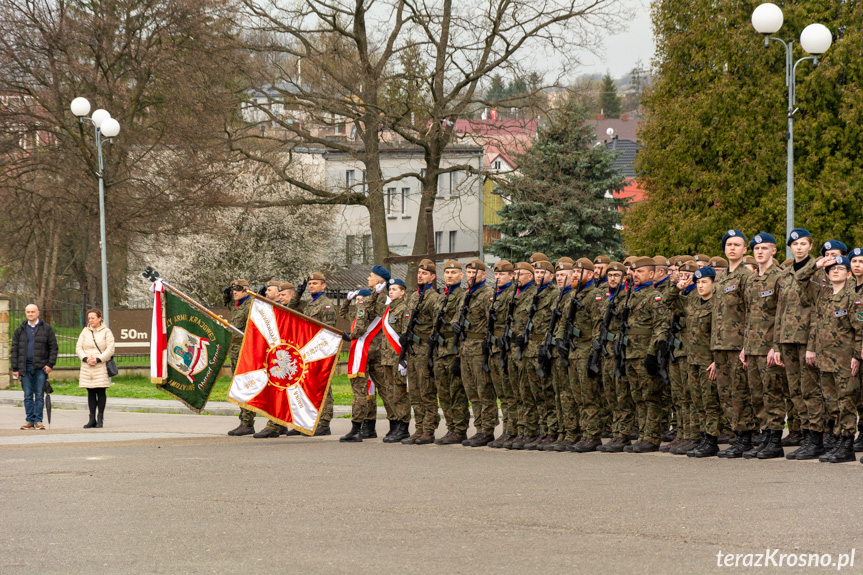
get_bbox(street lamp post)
[751,3,832,259]
[70,97,121,326]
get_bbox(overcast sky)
[581,0,655,78]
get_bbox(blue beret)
[357,289,372,297]
[820,240,847,256]
[786,228,811,246]
[388,278,406,288]
[826,255,851,271]
[693,267,716,280]
[749,233,776,249]
[721,229,747,251]
[849,248,863,259]
[371,265,391,281]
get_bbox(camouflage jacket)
[381,296,407,367]
[594,284,625,356]
[615,282,669,360]
[711,263,752,351]
[404,285,442,349]
[432,284,465,359]
[489,281,515,352]
[457,281,493,356]
[289,291,337,327]
[509,282,537,356]
[666,285,713,366]
[808,281,863,374]
[741,263,781,355]
[353,289,387,354]
[229,295,252,347]
[773,261,814,346]
[524,282,558,359]
[555,281,601,355]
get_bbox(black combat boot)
[688,434,719,458]
[756,429,785,459]
[793,430,824,460]
[781,429,803,447]
[382,420,396,441]
[825,435,856,463]
[339,421,363,443]
[313,425,331,436]
[360,419,377,439]
[786,430,809,459]
[742,430,771,459]
[253,426,281,438]
[718,430,752,459]
[227,424,255,436]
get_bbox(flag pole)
[245,291,343,336]
[156,279,244,337]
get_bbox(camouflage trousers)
[349,374,376,422]
[778,367,801,433]
[381,364,410,423]
[660,375,673,433]
[433,353,469,435]
[460,351,498,434]
[528,346,559,437]
[603,355,621,435]
[319,386,334,427]
[231,349,256,427]
[612,357,636,439]
[571,345,601,439]
[822,370,859,436]
[745,354,785,432]
[714,349,754,432]
[625,358,663,445]
[780,343,824,432]
[408,343,439,433]
[857,372,863,432]
[489,349,518,436]
[669,359,694,439]
[555,358,576,441]
[517,357,543,437]
[821,367,839,429]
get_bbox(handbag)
[92,330,119,378]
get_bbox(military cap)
[357,289,372,297]
[849,248,863,260]
[267,280,281,287]
[371,265,391,281]
[465,259,486,271]
[606,261,625,272]
[593,255,611,265]
[308,272,326,281]
[528,252,549,264]
[575,258,594,271]
[444,259,463,270]
[721,229,747,251]
[278,282,295,291]
[780,258,793,270]
[744,255,757,265]
[821,240,848,256]
[230,279,249,290]
[632,257,657,269]
[826,255,851,271]
[787,228,812,246]
[677,255,695,263]
[623,256,637,267]
[693,253,710,263]
[555,259,574,271]
[709,257,728,269]
[680,261,700,273]
[493,260,514,272]
[534,260,555,273]
[388,278,407,289]
[749,232,776,249]
[418,259,436,272]
[653,255,670,267]
[693,267,716,280]
[513,262,534,272]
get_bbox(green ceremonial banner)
[155,290,232,413]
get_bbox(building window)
[449,231,457,252]
[346,170,355,188]
[434,231,442,254]
[450,171,462,196]
[334,122,345,135]
[401,187,409,216]
[493,160,501,170]
[362,235,372,263]
[386,187,396,216]
[346,234,373,264]
[436,173,446,197]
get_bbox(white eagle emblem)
[791,231,799,240]
[728,230,736,236]
[269,349,298,380]
[754,235,762,243]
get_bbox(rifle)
[481,279,499,374]
[558,275,584,367]
[587,280,625,378]
[451,274,478,354]
[498,288,519,374]
[516,284,542,361]
[427,285,454,369]
[397,284,427,370]
[612,279,635,378]
[657,313,681,386]
[537,285,567,379]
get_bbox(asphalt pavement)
[1,403,862,575]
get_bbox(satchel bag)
[92,330,119,378]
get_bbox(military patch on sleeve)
[857,311,863,322]
[654,295,662,301]
[855,301,862,307]
[325,305,332,309]
[596,296,602,301]
[357,309,365,318]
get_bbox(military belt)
[627,327,652,336]
[493,329,505,337]
[530,334,545,342]
[465,332,484,340]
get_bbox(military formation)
[222,228,863,465]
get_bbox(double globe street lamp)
[70,97,121,326]
[751,3,833,258]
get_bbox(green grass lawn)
[11,373,371,406]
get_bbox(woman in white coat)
[75,309,116,428]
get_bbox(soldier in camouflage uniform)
[454,260,496,447]
[738,233,785,459]
[651,256,677,442]
[543,258,575,451]
[849,248,863,453]
[592,255,615,435]
[611,257,669,453]
[802,255,863,462]
[288,272,337,435]
[507,261,539,450]
[337,288,373,443]
[595,263,628,451]
[401,260,442,445]
[487,261,517,449]
[380,279,411,443]
[227,279,256,436]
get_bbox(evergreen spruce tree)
[488,98,625,262]
[599,72,622,118]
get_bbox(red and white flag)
[381,306,401,355]
[149,280,167,381]
[228,296,343,434]
[347,315,382,378]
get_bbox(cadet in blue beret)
[786,228,811,247]
[748,232,776,250]
[721,229,747,251]
[821,240,847,257]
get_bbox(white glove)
[375,282,386,293]
[398,364,407,377]
[347,290,359,301]
[385,296,392,306]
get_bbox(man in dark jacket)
[11,305,58,429]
